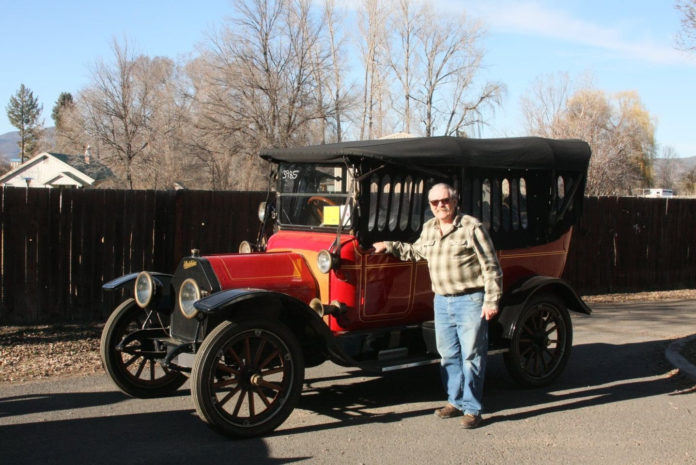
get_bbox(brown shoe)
[434,404,462,419]
[460,414,482,429]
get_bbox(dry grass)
[2,289,696,385]
[0,324,103,384]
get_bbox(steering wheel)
[307,196,337,223]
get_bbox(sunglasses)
[429,197,451,207]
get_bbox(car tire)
[100,298,187,397]
[191,319,305,438]
[503,293,572,387]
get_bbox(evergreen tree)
[6,84,43,162]
[52,92,74,129]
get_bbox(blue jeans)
[434,292,488,416]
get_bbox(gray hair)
[428,183,457,201]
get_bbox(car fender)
[193,288,355,367]
[102,272,173,291]
[497,276,591,340]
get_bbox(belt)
[441,288,483,297]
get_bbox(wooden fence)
[563,196,696,293]
[1,187,695,324]
[0,187,266,323]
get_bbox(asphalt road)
[1,300,695,465]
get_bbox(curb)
[665,334,696,381]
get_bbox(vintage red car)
[100,136,592,437]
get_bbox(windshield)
[277,163,353,228]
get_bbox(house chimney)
[84,145,91,164]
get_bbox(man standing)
[372,183,502,428]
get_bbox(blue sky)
[1,1,694,157]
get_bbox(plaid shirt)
[385,214,503,307]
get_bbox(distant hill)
[0,129,56,161]
[0,131,19,160]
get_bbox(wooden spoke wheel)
[191,319,304,437]
[503,294,572,386]
[100,299,186,398]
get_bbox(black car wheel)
[100,298,186,397]
[191,319,305,438]
[503,293,572,386]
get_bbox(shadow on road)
[285,337,691,434]
[0,408,298,465]
[0,389,138,419]
[0,337,691,463]
[484,338,692,425]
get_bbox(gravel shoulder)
[2,289,696,385]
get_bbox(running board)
[381,358,440,372]
[356,347,509,374]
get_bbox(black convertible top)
[260,136,591,172]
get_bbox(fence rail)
[1,187,694,324]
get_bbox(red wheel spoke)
[215,363,240,376]
[259,350,281,370]
[213,377,239,389]
[218,385,242,407]
[261,366,285,377]
[134,358,147,378]
[254,387,273,407]
[256,379,281,392]
[248,390,255,417]
[123,354,139,368]
[520,345,534,358]
[253,339,267,366]
[538,352,550,372]
[232,389,247,417]
[227,347,244,367]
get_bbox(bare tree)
[52,98,86,155]
[181,54,244,190]
[521,76,656,196]
[676,0,696,51]
[322,0,356,142]
[358,0,390,139]
[79,40,157,189]
[189,0,331,189]
[136,57,203,190]
[412,8,502,137]
[76,39,198,189]
[442,69,503,137]
[679,167,696,195]
[521,73,572,137]
[45,1,510,190]
[654,145,680,189]
[388,0,420,134]
[52,92,87,155]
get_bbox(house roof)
[50,153,114,181]
[0,151,114,187]
[44,171,91,187]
